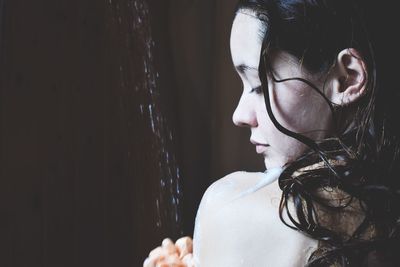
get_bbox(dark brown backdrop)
[0,0,262,266]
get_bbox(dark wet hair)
[235,0,400,266]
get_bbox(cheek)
[256,104,307,164]
[253,88,301,136]
[270,82,330,136]
[257,106,306,153]
[255,83,331,163]
[255,99,298,148]
[262,84,306,133]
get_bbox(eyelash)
[250,86,263,94]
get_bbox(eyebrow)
[235,64,258,74]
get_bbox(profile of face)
[230,11,335,169]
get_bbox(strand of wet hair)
[258,43,340,181]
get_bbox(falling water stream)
[0,0,183,265]
[107,0,183,238]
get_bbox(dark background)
[0,0,263,266]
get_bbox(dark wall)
[169,0,263,236]
[0,0,262,266]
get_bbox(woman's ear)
[329,48,367,106]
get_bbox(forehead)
[230,11,264,70]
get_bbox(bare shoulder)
[193,171,316,266]
[194,170,266,234]
[194,170,282,243]
[198,171,265,210]
[206,171,258,192]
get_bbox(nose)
[232,94,258,127]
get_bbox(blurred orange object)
[143,237,195,267]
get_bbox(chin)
[263,157,284,170]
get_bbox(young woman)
[144,0,400,266]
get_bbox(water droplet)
[148,104,155,133]
[144,60,148,74]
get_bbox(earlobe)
[329,48,367,106]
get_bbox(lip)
[250,139,268,146]
[250,139,269,154]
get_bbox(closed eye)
[250,86,263,94]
